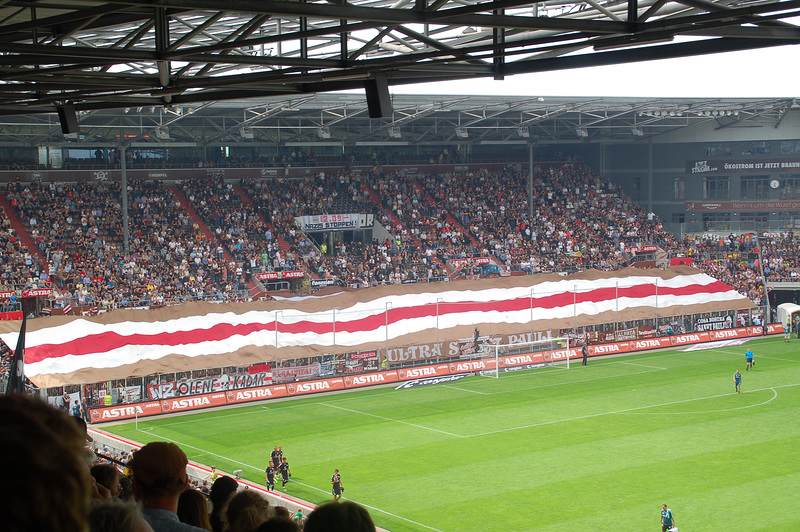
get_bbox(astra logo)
[351,374,385,385]
[634,339,662,349]
[676,334,701,344]
[402,367,437,379]
[591,344,620,354]
[504,355,534,365]
[230,389,273,401]
[295,381,331,392]
[451,360,486,372]
[100,405,145,419]
[163,397,211,411]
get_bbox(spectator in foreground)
[89,499,155,532]
[254,518,300,532]
[91,463,123,498]
[226,489,273,532]
[209,475,239,532]
[0,393,92,532]
[128,441,208,532]
[303,501,375,532]
[178,488,213,531]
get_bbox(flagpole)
[5,302,28,394]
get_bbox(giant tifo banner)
[86,323,779,422]
[0,267,753,388]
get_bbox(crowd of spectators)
[0,159,796,315]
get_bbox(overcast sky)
[392,44,800,99]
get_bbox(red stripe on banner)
[24,280,738,366]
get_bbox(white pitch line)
[440,384,489,395]
[319,402,465,438]
[614,361,668,370]
[135,427,330,494]
[353,501,446,532]
[464,382,800,438]
[618,388,779,415]
[483,368,664,395]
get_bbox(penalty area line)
[465,382,800,438]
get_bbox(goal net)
[481,337,572,378]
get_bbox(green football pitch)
[105,337,800,531]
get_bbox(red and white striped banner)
[0,268,753,387]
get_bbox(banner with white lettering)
[297,213,361,232]
[686,158,800,175]
[146,372,273,399]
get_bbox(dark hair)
[178,488,212,531]
[254,518,300,532]
[0,394,92,532]
[209,476,239,532]
[303,501,375,532]
[91,464,120,496]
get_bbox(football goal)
[482,336,572,378]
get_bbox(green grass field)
[105,337,800,531]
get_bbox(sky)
[391,44,800,99]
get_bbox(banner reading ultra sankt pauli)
[296,213,374,232]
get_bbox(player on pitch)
[331,468,344,501]
[733,369,742,394]
[745,348,754,370]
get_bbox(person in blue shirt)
[733,369,742,393]
[745,348,754,370]
[660,504,676,532]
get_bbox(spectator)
[91,463,123,498]
[0,393,92,532]
[254,518,300,532]
[88,499,155,532]
[178,488,213,531]
[128,441,208,532]
[209,476,239,532]
[303,501,375,532]
[225,490,273,532]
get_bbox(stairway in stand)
[361,182,454,277]
[0,190,47,265]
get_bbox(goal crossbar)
[482,337,572,378]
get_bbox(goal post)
[482,337,572,378]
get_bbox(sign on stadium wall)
[256,270,304,281]
[86,324,782,422]
[0,288,52,300]
[146,372,273,400]
[90,400,162,422]
[161,392,228,413]
[286,377,345,396]
[685,200,800,212]
[686,158,800,175]
[344,370,398,389]
[296,213,363,232]
[226,384,289,404]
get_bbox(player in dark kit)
[270,446,282,469]
[278,457,291,491]
[733,369,742,393]
[331,469,344,501]
[265,460,276,491]
[581,344,588,366]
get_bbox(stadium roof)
[0,0,798,117]
[1,93,796,146]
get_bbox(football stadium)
[1,1,800,531]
